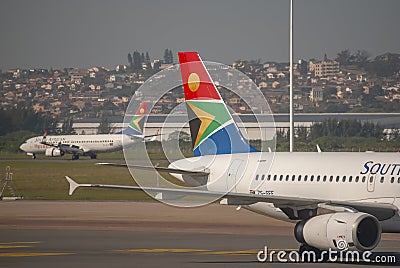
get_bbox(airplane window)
[255,175,259,180]
[398,177,400,183]
[286,175,289,181]
[369,176,374,183]
[355,176,360,182]
[298,175,302,181]
[336,176,340,182]
[362,176,366,183]
[349,176,353,182]
[279,175,283,181]
[329,176,333,182]
[304,175,308,182]
[273,175,277,181]
[310,175,314,182]
[317,175,321,182]
[292,175,296,181]
[342,176,346,182]
[267,175,271,181]
[391,177,395,183]
[380,177,384,183]
[261,175,265,181]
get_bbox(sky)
[0,0,399,70]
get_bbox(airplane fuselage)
[20,134,134,156]
[170,152,400,232]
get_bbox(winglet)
[65,176,80,195]
[316,144,322,153]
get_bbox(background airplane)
[20,102,155,160]
[66,52,400,256]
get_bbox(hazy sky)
[0,0,399,70]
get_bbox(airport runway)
[0,201,399,267]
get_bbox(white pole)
[289,0,294,152]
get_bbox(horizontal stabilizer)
[65,176,92,195]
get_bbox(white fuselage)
[170,152,400,232]
[20,134,135,155]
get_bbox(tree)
[0,108,57,136]
[145,51,150,63]
[353,50,370,68]
[141,52,145,63]
[168,49,173,64]
[164,49,173,64]
[366,53,400,77]
[335,49,352,66]
[61,117,75,134]
[97,117,114,134]
[127,53,132,67]
[132,51,142,70]
[164,49,170,64]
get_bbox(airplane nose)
[20,143,27,152]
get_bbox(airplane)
[20,102,157,160]
[65,52,400,255]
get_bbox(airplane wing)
[59,144,85,155]
[64,176,397,221]
[40,139,58,148]
[96,163,209,176]
[123,133,162,141]
[40,136,85,155]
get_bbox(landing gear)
[72,154,79,160]
[90,154,97,159]
[32,154,36,159]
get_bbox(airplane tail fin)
[178,52,259,156]
[120,101,148,135]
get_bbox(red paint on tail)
[178,52,221,101]
[135,101,148,115]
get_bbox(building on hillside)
[310,87,323,102]
[309,56,340,78]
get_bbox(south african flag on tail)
[120,101,148,135]
[178,52,259,156]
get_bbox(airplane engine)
[45,148,64,157]
[294,212,381,251]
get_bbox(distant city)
[1,49,400,122]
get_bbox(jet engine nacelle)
[294,212,381,251]
[45,148,64,157]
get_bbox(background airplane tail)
[119,101,148,135]
[178,52,259,156]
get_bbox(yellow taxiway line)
[0,245,32,249]
[0,241,41,245]
[0,252,74,257]
[113,248,299,255]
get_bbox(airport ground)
[1,201,400,267]
[0,153,164,200]
[1,156,400,267]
